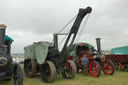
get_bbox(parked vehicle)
[24,7,92,83]
[0,24,23,85]
[68,38,115,77]
[105,54,128,71]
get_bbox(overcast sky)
[0,0,128,53]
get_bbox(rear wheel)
[89,61,101,77]
[61,60,77,79]
[24,60,35,78]
[13,64,23,85]
[102,60,115,75]
[40,61,56,83]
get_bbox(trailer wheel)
[40,61,56,83]
[102,60,115,75]
[24,60,35,78]
[13,64,23,85]
[62,60,77,79]
[89,61,101,77]
[113,61,119,70]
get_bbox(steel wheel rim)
[89,61,101,77]
[102,60,115,75]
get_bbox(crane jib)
[60,6,92,58]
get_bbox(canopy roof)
[69,42,95,57]
[111,46,128,54]
[70,42,94,50]
[5,35,14,42]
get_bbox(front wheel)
[13,64,23,85]
[61,60,77,79]
[89,61,101,77]
[102,60,115,75]
[40,61,56,83]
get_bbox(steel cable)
[50,15,77,45]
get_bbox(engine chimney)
[96,38,101,55]
[0,24,7,52]
[53,33,58,49]
[0,24,6,46]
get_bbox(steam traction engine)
[0,24,23,85]
[68,38,115,77]
[24,7,92,82]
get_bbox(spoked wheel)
[113,61,119,70]
[13,64,23,85]
[40,61,56,83]
[113,61,127,71]
[61,60,77,79]
[102,60,115,75]
[24,60,35,78]
[121,64,128,72]
[89,61,101,77]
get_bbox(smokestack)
[96,38,101,55]
[53,33,58,49]
[0,24,6,46]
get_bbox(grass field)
[1,70,128,85]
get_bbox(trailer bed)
[105,55,128,62]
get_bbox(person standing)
[81,54,89,76]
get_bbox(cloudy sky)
[0,0,128,53]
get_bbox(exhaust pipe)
[53,33,58,49]
[0,24,7,52]
[0,24,8,67]
[96,38,101,55]
[96,38,105,61]
[0,24,6,46]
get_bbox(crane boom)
[60,6,92,58]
